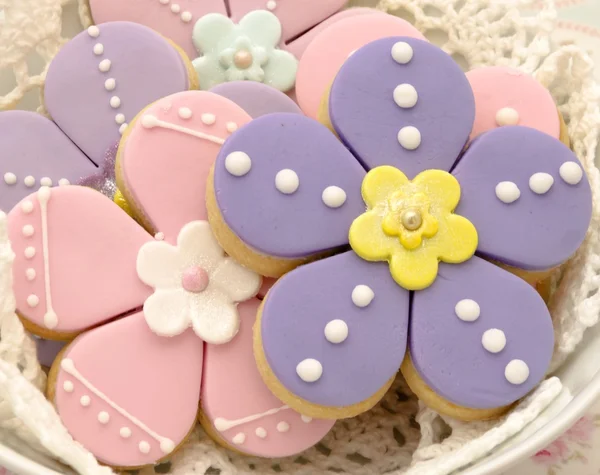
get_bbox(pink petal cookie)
[296,13,426,119]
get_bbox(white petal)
[143,289,191,337]
[193,56,227,91]
[193,13,235,54]
[177,221,225,272]
[191,292,240,344]
[238,10,282,48]
[136,241,184,288]
[210,258,262,302]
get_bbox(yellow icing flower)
[349,166,478,290]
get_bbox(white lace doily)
[0,0,599,474]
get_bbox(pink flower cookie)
[88,0,349,59]
[9,91,333,468]
[0,22,194,214]
[206,38,592,421]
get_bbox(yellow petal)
[381,213,401,237]
[362,166,409,208]
[421,214,439,239]
[349,211,397,261]
[436,213,478,264]
[399,231,423,250]
[389,251,439,291]
[413,170,461,213]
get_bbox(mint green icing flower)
[192,10,298,92]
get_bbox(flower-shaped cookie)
[207,37,593,421]
[9,91,333,468]
[193,11,297,91]
[88,0,348,59]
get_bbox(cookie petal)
[143,289,191,337]
[53,312,203,467]
[408,257,554,410]
[258,251,409,417]
[210,258,262,302]
[238,10,282,48]
[329,37,474,177]
[44,22,190,166]
[262,49,298,92]
[202,298,334,456]
[119,91,252,243]
[453,126,592,271]
[212,113,365,260]
[8,186,152,335]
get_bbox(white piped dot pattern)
[481,328,506,353]
[505,359,529,385]
[93,43,104,55]
[120,427,132,438]
[296,358,323,383]
[63,381,74,392]
[171,3,181,13]
[21,201,34,213]
[322,186,346,208]
[80,395,91,407]
[59,178,70,186]
[98,411,110,424]
[27,294,39,307]
[255,427,267,438]
[87,26,100,38]
[22,225,34,237]
[393,84,418,108]
[139,441,151,454]
[391,41,413,64]
[225,152,252,177]
[201,113,216,125]
[178,107,193,119]
[495,181,520,204]
[24,176,35,187]
[232,433,246,445]
[352,284,374,307]
[181,11,192,22]
[105,78,116,91]
[495,107,520,126]
[529,172,554,194]
[559,161,583,185]
[397,126,421,150]
[4,172,16,185]
[301,415,313,423]
[276,421,289,433]
[275,169,300,194]
[99,59,111,72]
[24,247,36,259]
[266,0,277,10]
[40,177,52,187]
[26,268,36,281]
[324,319,349,344]
[226,122,238,133]
[455,299,480,322]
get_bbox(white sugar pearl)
[201,113,216,125]
[495,107,520,126]
[22,225,34,237]
[63,381,74,392]
[296,358,323,383]
[391,41,414,64]
[178,107,193,119]
[275,169,299,194]
[255,427,267,438]
[120,427,132,438]
[277,421,290,432]
[559,161,583,185]
[324,319,349,344]
[139,441,151,453]
[455,299,480,322]
[225,151,252,177]
[529,172,554,194]
[232,433,246,445]
[505,359,529,385]
[98,411,110,424]
[397,126,421,150]
[322,186,346,208]
[482,329,506,353]
[495,181,520,204]
[393,84,418,108]
[93,43,104,55]
[352,285,374,307]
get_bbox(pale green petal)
[238,10,282,47]
[192,14,235,54]
[193,56,227,91]
[262,49,298,92]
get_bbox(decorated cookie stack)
[0,2,593,471]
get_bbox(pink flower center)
[182,266,209,293]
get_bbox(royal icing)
[275,169,300,194]
[351,285,374,308]
[482,328,506,353]
[324,319,349,344]
[455,299,480,322]
[495,181,521,204]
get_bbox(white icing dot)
[178,107,193,119]
[119,123,128,135]
[4,173,16,185]
[266,0,277,10]
[44,311,58,329]
[275,169,300,194]
[21,200,34,213]
[93,43,104,55]
[141,114,159,129]
[529,172,554,194]
[495,107,520,126]
[26,268,36,281]
[170,3,180,13]
[80,395,91,407]
[24,247,36,259]
[276,421,289,433]
[181,11,192,22]
[160,439,175,454]
[98,411,110,424]
[322,186,346,208]
[505,359,529,385]
[324,319,349,344]
[301,415,313,423]
[40,177,52,187]
[226,122,238,133]
[559,161,583,185]
[110,96,121,108]
[397,126,421,150]
[120,427,132,438]
[352,284,374,307]
[99,59,111,72]
[24,176,35,187]
[159,0,169,4]
[155,232,165,241]
[61,359,74,372]
[63,381,74,393]
[58,178,70,186]
[455,299,480,322]
[225,151,252,177]
[201,113,216,125]
[232,433,246,445]
[22,225,34,237]
[296,358,323,383]
[391,41,414,64]
[255,427,267,438]
[27,294,39,307]
[115,113,125,125]
[393,84,418,108]
[139,441,151,454]
[87,26,100,38]
[495,181,521,204]
[104,78,116,91]
[482,329,507,353]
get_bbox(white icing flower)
[136,221,261,344]
[192,10,298,92]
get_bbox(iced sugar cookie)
[296,13,426,119]
[466,66,568,145]
[8,90,333,467]
[208,38,592,419]
[89,0,347,59]
[211,82,301,118]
